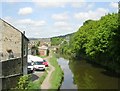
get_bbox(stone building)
[28,39,39,55]
[38,45,49,56]
[0,19,29,90]
[39,38,51,47]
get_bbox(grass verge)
[49,53,64,89]
[29,71,48,89]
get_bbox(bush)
[15,75,31,89]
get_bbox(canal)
[57,57,119,89]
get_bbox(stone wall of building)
[0,20,21,61]
[0,20,3,54]
[0,19,29,90]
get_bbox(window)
[24,44,27,56]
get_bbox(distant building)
[39,38,51,47]
[28,38,51,56]
[0,19,29,90]
[28,40,39,47]
[28,40,39,55]
[38,45,49,56]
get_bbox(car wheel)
[33,68,36,71]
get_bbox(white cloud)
[110,2,118,9]
[52,13,69,21]
[18,7,33,15]
[3,16,12,21]
[54,21,69,27]
[1,0,32,2]
[71,2,95,10]
[33,0,85,8]
[3,16,79,38]
[34,1,67,8]
[71,2,86,8]
[18,19,33,24]
[54,21,72,31]
[17,19,46,27]
[74,8,108,22]
[86,3,95,9]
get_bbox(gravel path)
[41,55,55,89]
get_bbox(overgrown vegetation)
[51,37,64,46]
[50,33,73,46]
[29,71,48,89]
[49,53,64,89]
[59,13,120,73]
[14,71,47,90]
[15,75,31,90]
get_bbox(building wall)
[22,35,29,75]
[0,19,29,90]
[39,49,45,56]
[1,58,22,76]
[39,49,48,56]
[0,20,3,54]
[0,58,23,90]
[0,20,21,61]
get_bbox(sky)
[0,0,119,38]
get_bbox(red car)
[43,60,48,67]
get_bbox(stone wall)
[1,74,22,90]
[0,19,29,90]
[1,58,22,76]
[0,58,23,90]
[0,20,21,61]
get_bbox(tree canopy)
[60,13,120,72]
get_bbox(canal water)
[57,57,119,89]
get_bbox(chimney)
[23,31,25,35]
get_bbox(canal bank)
[57,57,119,89]
[48,53,64,89]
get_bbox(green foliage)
[15,71,47,90]
[51,37,64,46]
[31,45,39,55]
[49,53,64,89]
[29,71,48,89]
[15,75,31,90]
[51,33,73,46]
[61,13,120,72]
[36,41,40,47]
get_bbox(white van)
[27,55,45,71]
[27,62,34,73]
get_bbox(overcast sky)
[0,0,118,38]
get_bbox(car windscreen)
[34,62,43,65]
[28,63,32,66]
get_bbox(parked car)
[27,62,34,73]
[33,61,45,71]
[43,59,48,67]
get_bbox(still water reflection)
[58,57,119,89]
[57,58,77,89]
